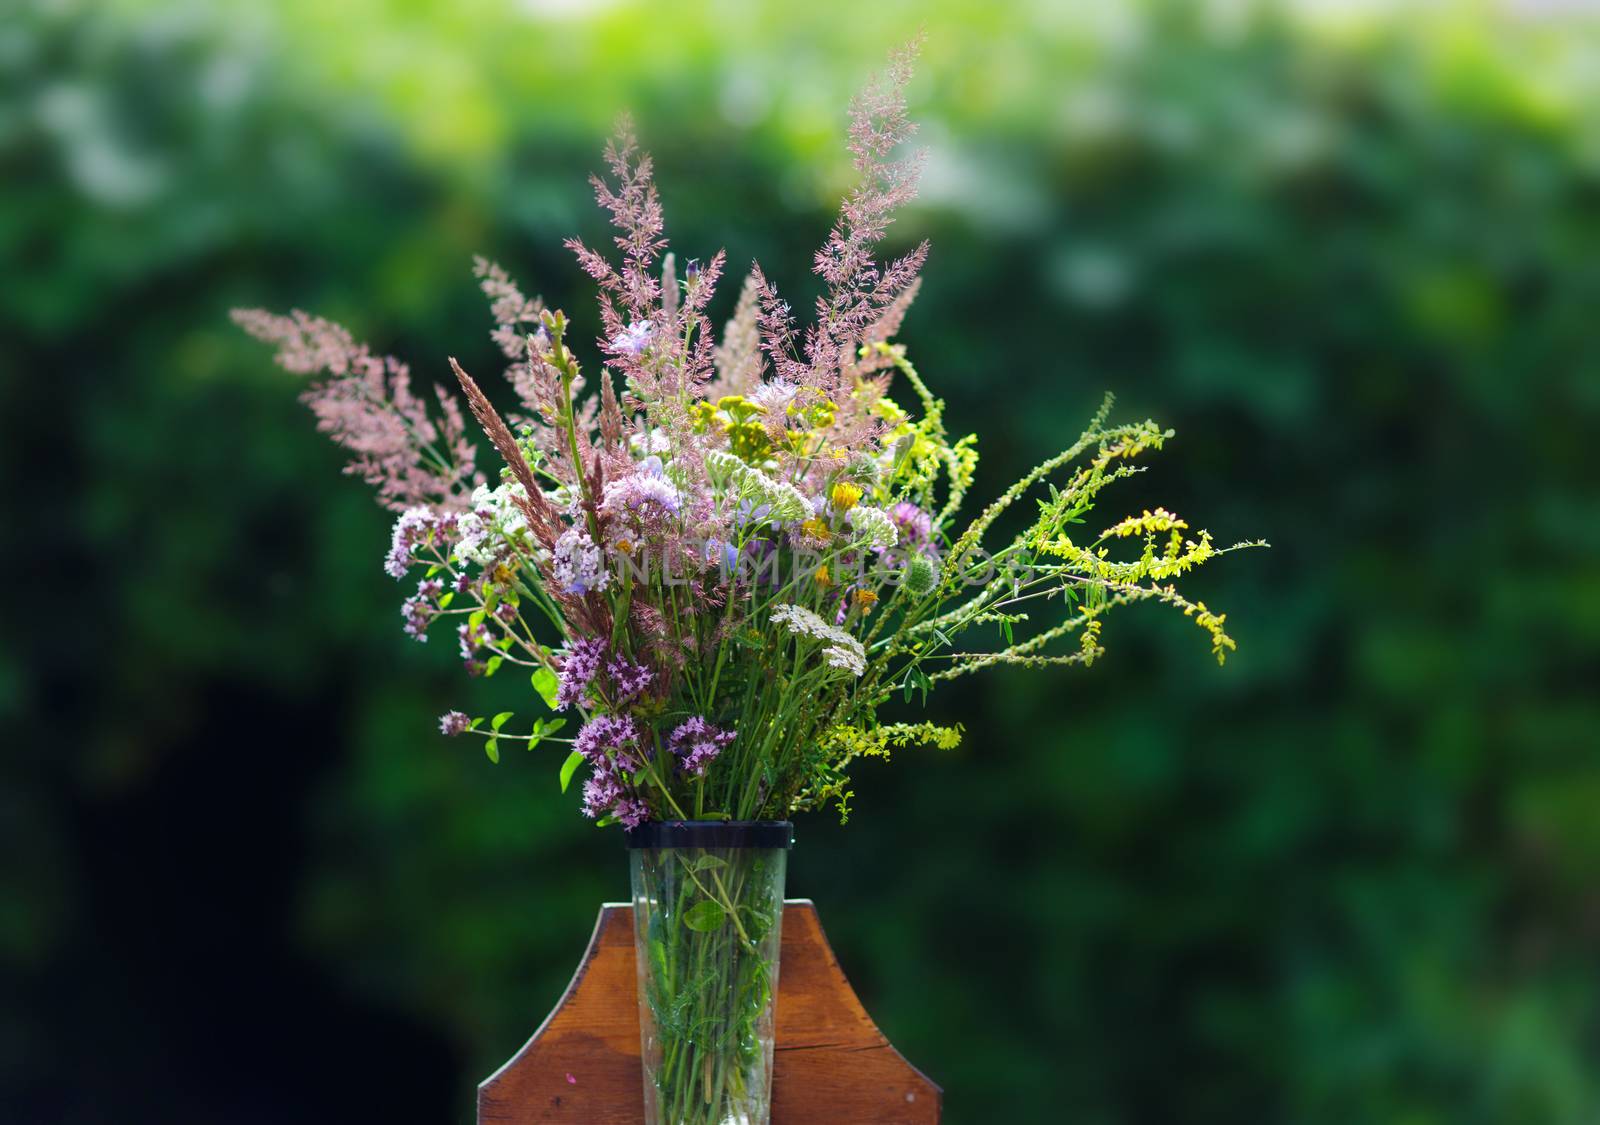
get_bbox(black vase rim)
[624,820,794,850]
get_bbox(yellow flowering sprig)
[1034,526,1220,586]
[1184,600,1236,665]
[792,721,966,822]
[864,377,1264,693]
[861,343,977,516]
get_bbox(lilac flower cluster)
[385,505,455,579]
[607,653,654,702]
[438,710,470,736]
[401,576,445,641]
[556,637,608,709]
[575,713,645,771]
[668,717,736,777]
[581,766,623,819]
[612,797,651,829]
[458,618,494,673]
[600,457,681,543]
[575,713,654,827]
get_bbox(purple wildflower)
[400,575,448,640]
[438,711,470,736]
[613,320,654,356]
[458,619,495,671]
[574,713,644,770]
[606,654,654,702]
[704,538,740,575]
[600,469,680,520]
[401,596,432,640]
[890,501,933,549]
[613,797,652,829]
[556,637,608,710]
[581,760,625,819]
[553,526,610,596]
[734,500,774,529]
[668,717,735,777]
[385,506,452,578]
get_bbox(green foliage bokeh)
[6,1,1599,1121]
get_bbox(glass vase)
[627,820,793,1125]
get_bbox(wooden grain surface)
[478,899,941,1123]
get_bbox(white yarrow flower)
[847,505,899,550]
[770,603,866,678]
[708,453,811,523]
[823,643,866,676]
[767,481,812,522]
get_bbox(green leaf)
[491,711,513,731]
[595,814,619,828]
[484,738,500,764]
[485,655,504,677]
[469,608,486,629]
[437,591,454,609]
[687,856,727,872]
[467,716,484,731]
[559,749,585,792]
[683,900,726,932]
[531,667,560,709]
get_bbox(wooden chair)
[479,899,941,1123]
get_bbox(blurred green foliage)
[6,0,1600,1121]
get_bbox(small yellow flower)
[799,517,833,544]
[815,565,833,588]
[830,481,863,512]
[689,400,718,431]
[616,538,635,555]
[853,588,878,614]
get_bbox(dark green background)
[6,1,1599,1121]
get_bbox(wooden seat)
[479,899,941,1123]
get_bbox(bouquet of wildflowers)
[237,42,1258,1123]
[235,45,1256,825]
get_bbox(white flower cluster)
[455,483,530,568]
[705,450,812,522]
[846,505,899,550]
[770,603,867,677]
